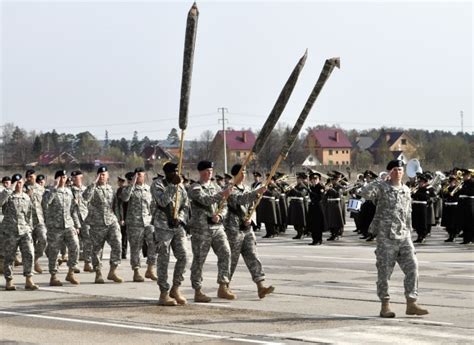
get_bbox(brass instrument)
[450,181,464,196]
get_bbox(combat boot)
[107,265,123,283]
[158,292,178,306]
[217,283,236,300]
[83,262,93,272]
[25,276,39,290]
[170,285,187,305]
[14,255,22,266]
[95,270,105,284]
[5,278,16,291]
[133,268,145,282]
[49,274,63,287]
[406,298,429,316]
[66,268,80,285]
[145,264,157,281]
[34,259,43,274]
[194,289,212,303]
[257,281,275,299]
[380,300,395,318]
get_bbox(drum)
[347,199,362,213]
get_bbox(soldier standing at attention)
[225,164,274,298]
[188,160,234,302]
[120,167,157,282]
[42,170,80,286]
[0,174,38,290]
[83,166,123,284]
[360,159,428,318]
[151,162,189,306]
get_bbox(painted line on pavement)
[0,310,283,345]
[331,313,454,326]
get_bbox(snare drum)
[347,198,362,213]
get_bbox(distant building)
[210,130,256,165]
[142,144,174,169]
[353,136,375,151]
[158,138,192,159]
[305,128,352,166]
[30,152,79,167]
[369,131,417,163]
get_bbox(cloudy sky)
[1,0,472,140]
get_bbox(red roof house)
[305,128,352,166]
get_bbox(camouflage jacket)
[188,181,227,231]
[225,184,259,232]
[83,183,118,227]
[28,183,45,226]
[70,185,88,228]
[0,189,33,235]
[360,180,412,240]
[150,178,189,231]
[42,187,76,230]
[120,183,153,227]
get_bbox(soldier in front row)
[307,172,326,245]
[458,169,474,244]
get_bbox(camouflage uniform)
[71,185,91,263]
[225,184,265,283]
[0,186,5,260]
[120,183,156,269]
[0,189,34,279]
[151,178,189,292]
[28,183,48,260]
[83,183,122,270]
[360,180,418,301]
[188,181,230,290]
[42,187,79,273]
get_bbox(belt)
[288,197,304,201]
[327,198,341,202]
[459,195,474,199]
[262,196,275,200]
[444,202,458,206]
[412,200,427,204]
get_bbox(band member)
[114,175,129,259]
[259,176,280,238]
[360,159,428,318]
[287,172,309,239]
[324,178,344,241]
[307,172,326,245]
[359,170,377,242]
[458,169,474,244]
[411,174,436,243]
[441,176,460,242]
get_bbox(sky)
[1,0,472,141]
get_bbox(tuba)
[406,159,423,179]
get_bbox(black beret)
[224,173,232,180]
[71,170,83,177]
[230,164,243,177]
[163,162,178,174]
[197,160,213,171]
[386,159,404,171]
[253,171,262,177]
[25,169,36,177]
[125,172,134,181]
[54,170,67,179]
[97,166,108,174]
[36,174,45,182]
[11,173,22,183]
[2,176,11,183]
[134,167,145,173]
[309,172,321,179]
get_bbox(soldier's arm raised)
[120,185,134,202]
[360,180,381,201]
[82,184,96,203]
[0,188,12,206]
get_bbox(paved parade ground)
[1,220,473,345]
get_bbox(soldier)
[83,166,123,284]
[151,162,189,306]
[0,174,38,290]
[188,160,234,302]
[70,170,92,272]
[324,178,344,241]
[42,170,80,286]
[360,159,428,318]
[224,173,233,187]
[120,167,157,282]
[307,172,326,245]
[259,177,280,238]
[36,174,46,188]
[215,175,225,189]
[441,176,460,242]
[458,169,474,244]
[225,164,274,298]
[114,175,129,259]
[359,170,377,242]
[411,174,436,243]
[0,176,10,273]
[25,169,47,274]
[287,172,309,240]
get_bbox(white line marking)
[38,287,66,292]
[331,314,454,326]
[0,311,283,345]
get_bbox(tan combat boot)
[133,268,145,282]
[49,274,63,287]
[380,300,396,318]
[66,268,80,285]
[217,283,236,300]
[406,298,429,316]
[95,270,105,284]
[257,281,275,299]
[25,276,39,290]
[170,285,187,305]
[83,262,93,272]
[107,265,123,283]
[194,289,212,303]
[34,259,43,274]
[158,292,178,306]
[5,278,16,291]
[144,264,158,281]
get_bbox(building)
[369,131,417,163]
[305,128,352,166]
[142,144,174,169]
[210,130,256,166]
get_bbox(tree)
[130,131,141,154]
[32,136,43,157]
[104,130,110,149]
[75,131,101,162]
[167,128,179,143]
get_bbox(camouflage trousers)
[79,223,92,263]
[46,227,79,274]
[0,224,4,258]
[375,236,418,301]
[127,225,156,269]
[3,231,34,279]
[226,228,265,283]
[190,227,230,290]
[33,223,47,259]
[155,227,188,292]
[90,222,122,270]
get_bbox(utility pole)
[218,107,229,173]
[460,110,464,133]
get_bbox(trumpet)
[450,181,463,196]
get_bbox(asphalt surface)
[1,219,473,344]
